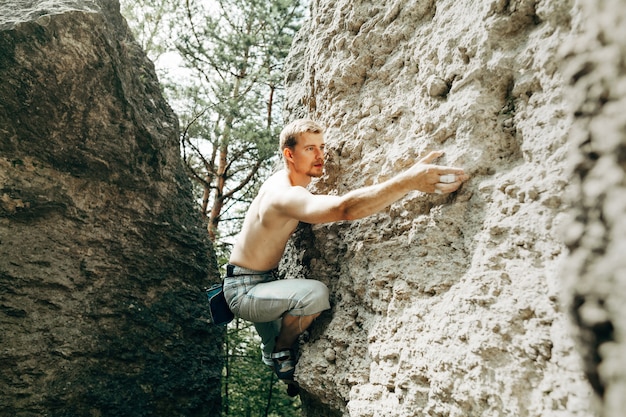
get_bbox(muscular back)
[229,170,300,271]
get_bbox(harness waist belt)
[226,263,277,277]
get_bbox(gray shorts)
[223,264,330,323]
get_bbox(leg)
[254,319,281,365]
[235,278,330,323]
[275,312,320,351]
[273,313,320,398]
[231,278,330,373]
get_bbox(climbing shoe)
[286,381,300,397]
[261,344,273,367]
[270,349,296,381]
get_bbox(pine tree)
[120,1,306,415]
[177,0,305,241]
[119,0,177,63]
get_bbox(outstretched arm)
[274,151,469,224]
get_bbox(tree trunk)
[207,33,249,240]
[208,143,227,240]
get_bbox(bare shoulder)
[255,171,295,215]
[256,171,319,225]
[259,171,309,203]
[260,170,292,192]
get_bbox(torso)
[229,170,300,271]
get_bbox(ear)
[283,147,294,163]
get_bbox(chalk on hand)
[439,174,456,183]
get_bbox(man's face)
[291,132,325,178]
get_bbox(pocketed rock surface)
[281,1,626,416]
[0,1,221,416]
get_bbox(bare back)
[229,170,300,271]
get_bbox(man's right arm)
[272,151,468,225]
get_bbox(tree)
[120,1,306,416]
[119,0,177,63]
[177,0,305,241]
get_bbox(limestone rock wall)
[281,0,614,416]
[562,1,626,416]
[0,1,221,416]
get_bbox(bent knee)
[311,280,329,297]
[300,280,330,314]
[306,280,329,303]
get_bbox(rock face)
[0,1,222,416]
[562,0,626,416]
[281,0,624,416]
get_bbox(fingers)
[431,172,469,195]
[418,152,466,178]
[438,173,469,183]
[414,150,469,195]
[439,174,457,183]
[418,150,444,164]
[434,180,464,194]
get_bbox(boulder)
[0,1,222,416]
[281,0,624,416]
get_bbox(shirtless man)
[224,119,468,386]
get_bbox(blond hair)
[279,119,325,155]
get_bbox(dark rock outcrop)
[0,1,222,416]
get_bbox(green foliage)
[224,319,301,417]
[175,0,305,239]
[119,0,177,63]
[120,0,307,269]
[120,1,306,416]
[122,0,305,240]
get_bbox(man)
[223,119,468,388]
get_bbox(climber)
[223,118,468,388]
